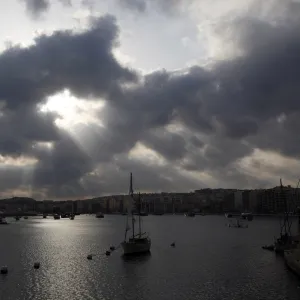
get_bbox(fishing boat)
[122,173,151,255]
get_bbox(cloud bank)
[1,0,300,198]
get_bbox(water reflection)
[1,216,300,300]
[122,252,152,263]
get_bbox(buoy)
[105,251,111,256]
[110,246,115,251]
[33,261,41,269]
[87,254,93,260]
[34,262,40,269]
[171,242,175,247]
[0,266,8,274]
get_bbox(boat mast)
[138,192,142,237]
[130,172,135,239]
[280,178,292,237]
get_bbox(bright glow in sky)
[40,89,104,128]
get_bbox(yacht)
[122,173,151,255]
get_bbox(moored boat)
[185,211,195,217]
[53,214,60,220]
[241,212,253,221]
[0,216,8,225]
[96,212,104,218]
[122,173,151,255]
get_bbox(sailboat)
[274,179,298,254]
[122,173,151,255]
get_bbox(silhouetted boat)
[0,216,8,225]
[96,212,104,218]
[122,173,151,255]
[241,212,253,221]
[185,211,195,217]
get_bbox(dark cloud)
[3,1,300,198]
[115,0,190,13]
[142,129,187,161]
[0,15,138,198]
[0,14,136,110]
[21,0,72,17]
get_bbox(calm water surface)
[0,215,299,300]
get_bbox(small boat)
[185,211,195,217]
[15,216,20,221]
[60,213,69,218]
[122,173,151,255]
[228,218,248,228]
[0,216,8,225]
[153,212,164,216]
[262,245,274,251]
[241,212,253,221]
[139,211,148,216]
[274,234,298,254]
[24,216,28,220]
[43,213,47,219]
[53,214,60,220]
[96,212,104,218]
[225,213,233,218]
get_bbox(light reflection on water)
[0,215,300,300]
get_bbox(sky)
[0,0,300,199]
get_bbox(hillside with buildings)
[0,185,299,215]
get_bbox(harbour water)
[0,215,299,300]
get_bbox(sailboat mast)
[138,192,142,237]
[130,172,135,239]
